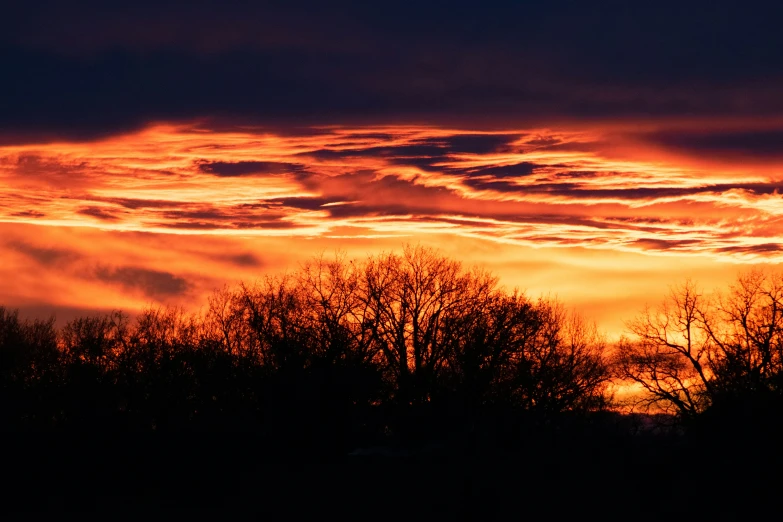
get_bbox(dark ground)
[3,434,777,521]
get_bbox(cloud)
[103,198,186,210]
[151,221,221,230]
[441,134,520,154]
[273,197,344,210]
[94,266,189,298]
[459,162,540,179]
[78,206,121,221]
[197,161,304,177]
[3,123,783,264]
[7,241,80,265]
[642,129,783,159]
[632,238,702,251]
[716,244,783,254]
[3,2,783,138]
[10,210,46,218]
[152,205,303,231]
[218,253,264,267]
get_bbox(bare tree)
[441,290,537,406]
[521,298,611,414]
[616,272,783,418]
[61,310,130,372]
[236,275,311,371]
[0,307,58,383]
[360,245,497,404]
[203,285,254,358]
[297,251,377,365]
[615,280,713,417]
[703,270,783,398]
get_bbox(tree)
[0,306,58,383]
[517,298,611,415]
[615,280,713,417]
[0,244,615,442]
[296,252,378,365]
[704,270,783,399]
[616,271,783,420]
[61,310,129,371]
[0,307,59,429]
[360,244,497,405]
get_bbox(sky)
[2,1,783,337]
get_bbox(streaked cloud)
[1,123,781,263]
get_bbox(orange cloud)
[1,122,782,336]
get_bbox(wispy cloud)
[1,123,781,262]
[93,265,190,298]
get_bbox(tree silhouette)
[615,280,713,417]
[4,251,783,520]
[0,306,59,429]
[360,245,498,406]
[0,246,613,445]
[616,271,783,428]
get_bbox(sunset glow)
[5,0,783,347]
[2,121,781,336]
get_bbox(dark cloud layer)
[440,134,520,154]
[8,241,80,265]
[94,266,189,297]
[644,129,783,158]
[4,2,783,139]
[218,253,264,268]
[198,161,303,177]
[462,162,540,179]
[78,207,121,221]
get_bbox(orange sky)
[1,121,781,337]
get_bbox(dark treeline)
[1,246,613,446]
[2,245,782,519]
